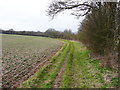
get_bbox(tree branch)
[47,0,97,18]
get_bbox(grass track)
[20,40,119,88]
[60,41,74,88]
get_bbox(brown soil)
[12,58,50,88]
[2,45,63,88]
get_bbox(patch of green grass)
[111,77,119,87]
[88,59,119,88]
[70,42,108,88]
[60,42,74,88]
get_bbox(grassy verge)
[20,41,71,88]
[71,41,119,88]
[88,59,119,88]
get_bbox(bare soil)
[2,45,63,88]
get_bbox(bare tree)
[47,0,99,18]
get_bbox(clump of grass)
[89,58,119,88]
[111,77,119,87]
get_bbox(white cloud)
[0,0,84,32]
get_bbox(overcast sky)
[0,0,85,33]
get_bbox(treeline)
[45,28,77,40]
[0,29,47,37]
[77,2,119,69]
[0,28,77,40]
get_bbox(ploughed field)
[2,34,62,88]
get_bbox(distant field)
[2,34,62,88]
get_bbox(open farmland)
[2,34,63,88]
[1,34,118,88]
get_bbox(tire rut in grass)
[38,43,69,84]
[52,42,72,88]
[38,42,70,88]
[20,42,70,88]
[59,42,74,88]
